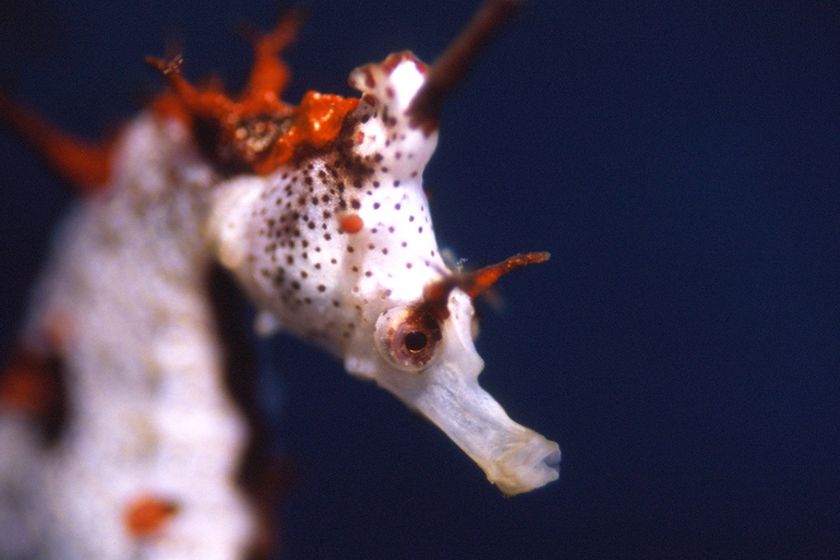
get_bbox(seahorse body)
[1,114,253,558]
[0,5,558,559]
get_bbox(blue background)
[1,1,838,558]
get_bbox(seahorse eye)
[403,331,428,353]
[375,307,442,372]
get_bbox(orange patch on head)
[252,93,358,175]
[338,213,364,234]
[147,11,358,175]
[124,495,179,538]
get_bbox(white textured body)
[0,116,255,559]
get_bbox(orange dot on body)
[124,495,179,538]
[0,364,54,414]
[338,214,364,234]
[0,348,59,415]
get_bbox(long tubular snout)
[413,365,560,495]
[364,290,559,495]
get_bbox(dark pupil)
[404,331,428,353]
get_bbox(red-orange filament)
[460,251,550,299]
[419,251,550,321]
[0,94,113,193]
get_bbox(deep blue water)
[1,1,838,559]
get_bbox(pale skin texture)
[0,54,558,559]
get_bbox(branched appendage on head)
[146,10,357,175]
[201,0,559,496]
[418,252,552,321]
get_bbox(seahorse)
[0,1,559,558]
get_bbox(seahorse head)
[207,49,559,495]
[173,0,562,495]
